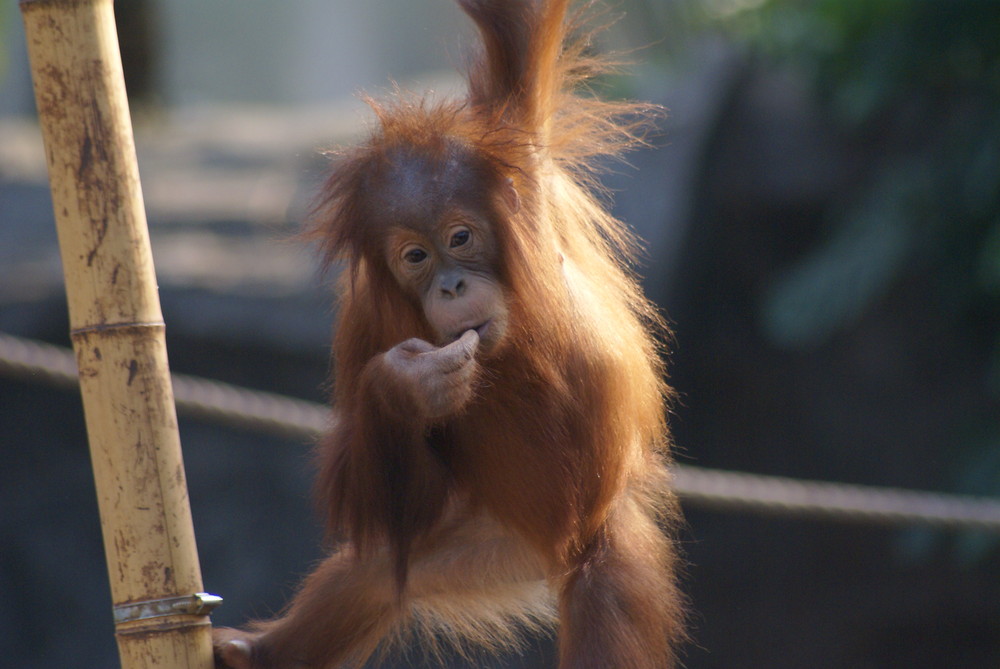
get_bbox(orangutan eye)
[449,229,471,248]
[403,247,428,264]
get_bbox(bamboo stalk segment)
[20,1,217,667]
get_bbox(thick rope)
[3,330,1000,531]
[0,330,328,439]
[672,466,1000,530]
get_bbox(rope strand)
[3,330,999,531]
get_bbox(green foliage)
[728,0,1000,123]
[761,165,917,347]
[627,0,1000,557]
[710,0,1000,559]
[745,2,1000,335]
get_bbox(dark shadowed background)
[1,1,998,667]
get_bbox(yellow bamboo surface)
[20,1,215,667]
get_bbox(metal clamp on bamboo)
[114,593,224,625]
[21,0,217,667]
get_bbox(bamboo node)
[69,320,166,338]
[113,592,223,625]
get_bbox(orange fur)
[215,1,684,667]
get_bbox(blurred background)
[1,0,999,667]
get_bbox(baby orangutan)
[214,0,685,667]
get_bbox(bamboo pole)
[20,1,219,667]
